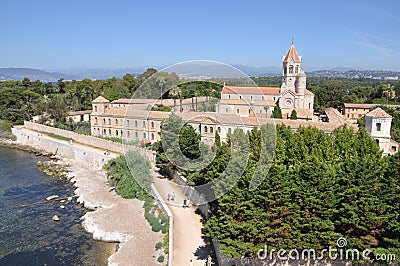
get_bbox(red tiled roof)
[344,103,376,109]
[283,44,301,62]
[222,86,280,95]
[366,107,392,118]
[92,96,109,103]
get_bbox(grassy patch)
[39,131,72,142]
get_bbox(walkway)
[17,125,212,265]
[152,172,212,266]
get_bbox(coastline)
[1,138,163,265]
[66,158,163,266]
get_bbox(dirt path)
[153,174,212,266]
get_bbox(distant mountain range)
[0,68,76,82]
[0,67,399,82]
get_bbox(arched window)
[225,108,228,113]
[204,126,208,133]
[127,131,130,138]
[94,106,98,112]
[295,65,299,74]
[116,130,119,136]
[121,130,123,137]
[210,127,214,134]
[109,129,111,135]
[127,120,130,126]
[151,122,154,129]
[376,123,382,131]
[151,133,154,140]
[135,132,138,138]
[143,121,146,128]
[135,120,138,127]
[218,127,221,133]
[115,119,118,125]
[95,117,98,124]
[262,96,264,101]
[97,128,100,135]
[289,65,294,74]
[103,118,105,124]
[228,95,231,99]
[228,128,232,134]
[108,119,111,125]
[103,129,106,135]
[198,125,201,133]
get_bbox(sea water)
[0,147,113,265]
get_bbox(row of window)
[94,117,155,129]
[226,95,275,101]
[199,126,234,134]
[93,128,155,140]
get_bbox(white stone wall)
[12,127,112,167]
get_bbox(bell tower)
[281,42,304,94]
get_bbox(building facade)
[365,107,398,156]
[216,43,314,120]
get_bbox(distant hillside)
[0,68,76,82]
[2,66,400,81]
[307,69,400,80]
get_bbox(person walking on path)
[206,254,212,266]
[189,259,194,266]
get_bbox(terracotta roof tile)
[366,107,392,118]
[283,44,301,62]
[222,86,280,95]
[92,96,110,103]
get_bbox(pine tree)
[290,109,297,120]
[272,105,282,119]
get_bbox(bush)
[103,151,152,200]
[157,255,164,263]
[0,120,16,140]
[155,242,163,250]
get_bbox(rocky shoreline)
[0,139,53,156]
[1,137,163,265]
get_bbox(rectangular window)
[376,123,381,131]
[237,109,239,114]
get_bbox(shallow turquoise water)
[0,147,110,265]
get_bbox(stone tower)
[92,96,110,115]
[279,42,307,110]
[365,107,392,156]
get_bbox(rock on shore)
[66,160,163,266]
[0,139,52,156]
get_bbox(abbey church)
[217,43,314,119]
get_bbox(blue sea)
[0,147,113,265]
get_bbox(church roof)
[366,107,392,118]
[283,44,301,62]
[92,96,110,103]
[222,86,280,95]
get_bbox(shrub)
[157,255,164,263]
[155,242,163,250]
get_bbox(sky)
[0,0,399,71]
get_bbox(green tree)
[290,109,297,120]
[272,105,282,119]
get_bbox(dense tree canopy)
[194,125,400,261]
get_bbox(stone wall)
[12,127,112,167]
[24,121,126,154]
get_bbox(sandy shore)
[64,159,164,266]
